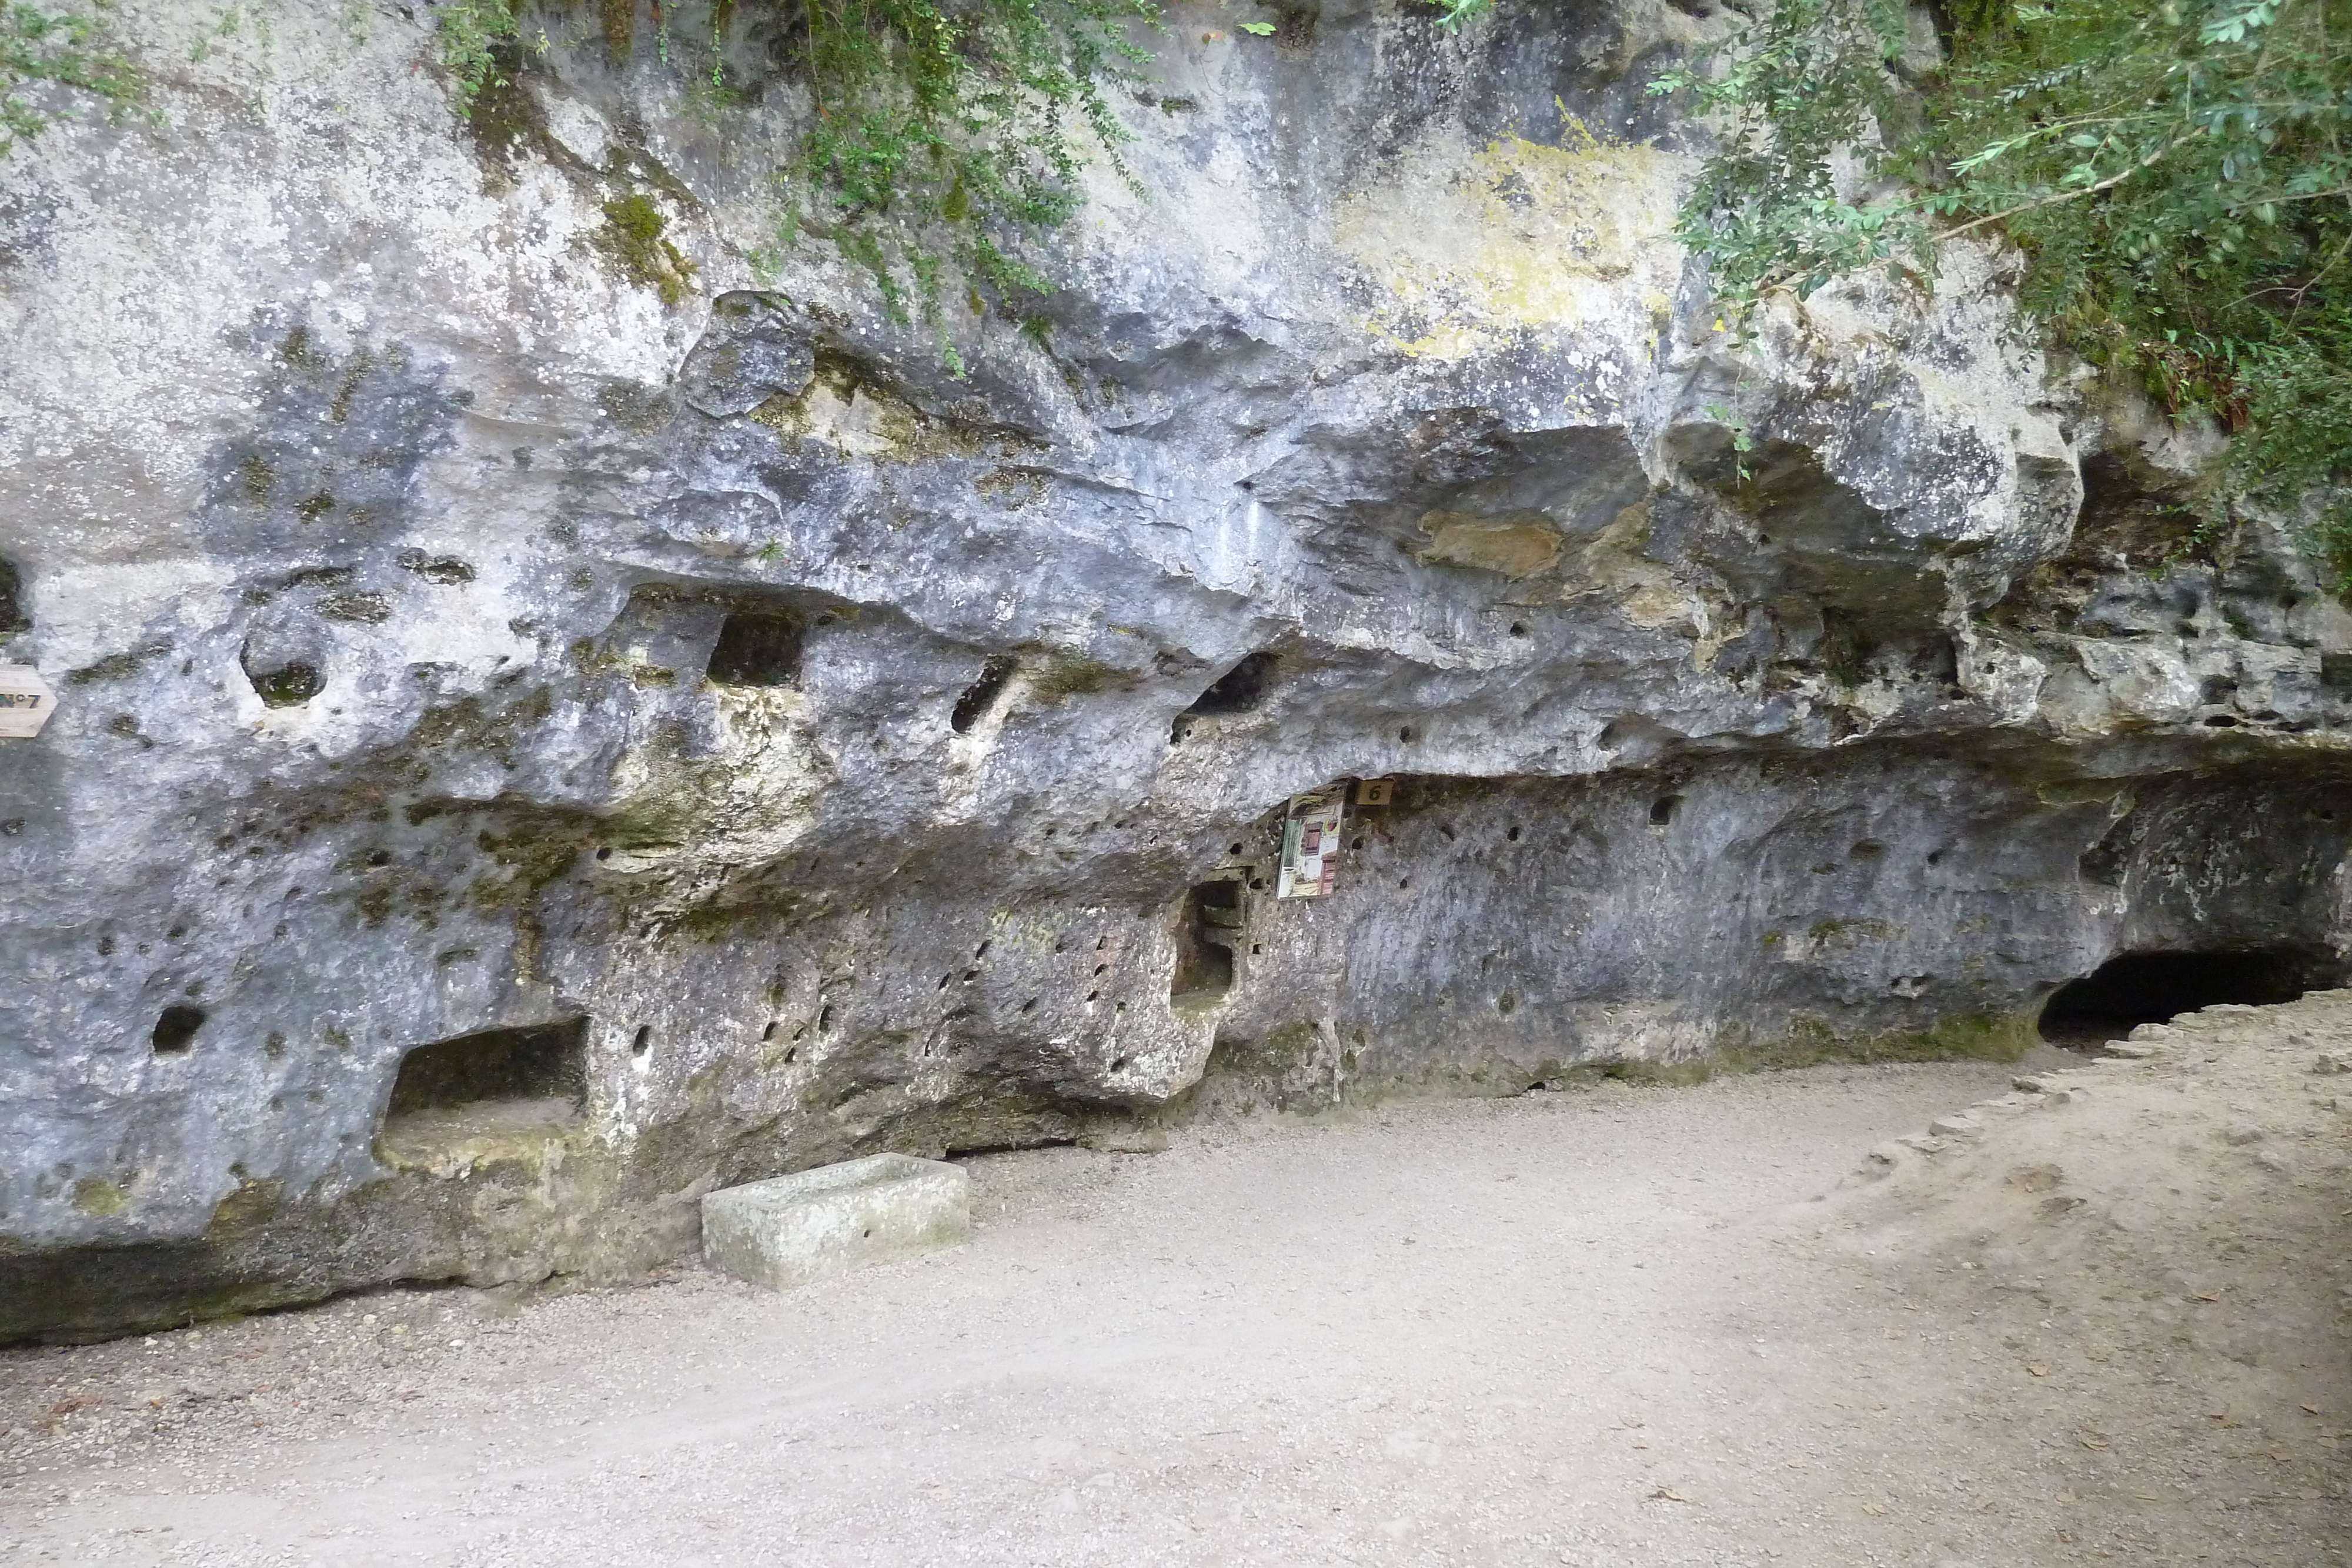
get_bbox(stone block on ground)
[702,1154,971,1289]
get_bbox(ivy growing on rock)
[1651,0,2352,587]
[783,0,1158,319]
[437,0,1158,345]
[436,0,525,116]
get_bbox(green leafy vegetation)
[1,0,141,153]
[780,0,1157,324]
[1652,0,2352,586]
[437,0,1489,337]
[434,0,524,115]
[437,0,1158,344]
[1426,0,1493,29]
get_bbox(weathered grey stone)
[702,1154,971,1289]
[0,0,2346,1339]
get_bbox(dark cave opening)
[1171,651,1276,744]
[2036,947,2341,1047]
[384,1017,589,1119]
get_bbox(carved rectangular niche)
[377,1017,590,1168]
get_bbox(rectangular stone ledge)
[701,1153,971,1289]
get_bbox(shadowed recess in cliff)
[0,558,26,640]
[2037,947,2343,1047]
[1171,651,1276,744]
[951,656,1017,733]
[1171,878,1243,1006]
[149,1006,205,1055]
[384,1018,590,1119]
[706,610,807,688]
[1667,427,1950,637]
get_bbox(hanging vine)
[437,0,1158,342]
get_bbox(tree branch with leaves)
[1652,0,2352,586]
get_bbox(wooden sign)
[1355,778,1394,807]
[0,666,58,739]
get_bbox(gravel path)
[3,1014,2346,1567]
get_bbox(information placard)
[1277,784,1349,900]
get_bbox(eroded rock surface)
[1,0,2347,1337]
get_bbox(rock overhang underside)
[1,0,2348,1339]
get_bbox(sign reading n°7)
[0,666,58,739]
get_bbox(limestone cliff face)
[2,0,2347,1338]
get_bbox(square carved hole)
[707,610,806,688]
[1171,879,1242,1007]
[378,1017,589,1165]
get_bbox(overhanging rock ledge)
[0,0,2346,1339]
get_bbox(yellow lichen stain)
[751,353,1037,465]
[1774,918,1901,965]
[205,1179,279,1238]
[1415,511,1565,579]
[72,1176,128,1216]
[1559,502,1705,638]
[1332,113,1682,360]
[974,466,1050,509]
[751,372,909,459]
[592,678,834,887]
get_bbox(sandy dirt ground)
[4,998,2349,1567]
